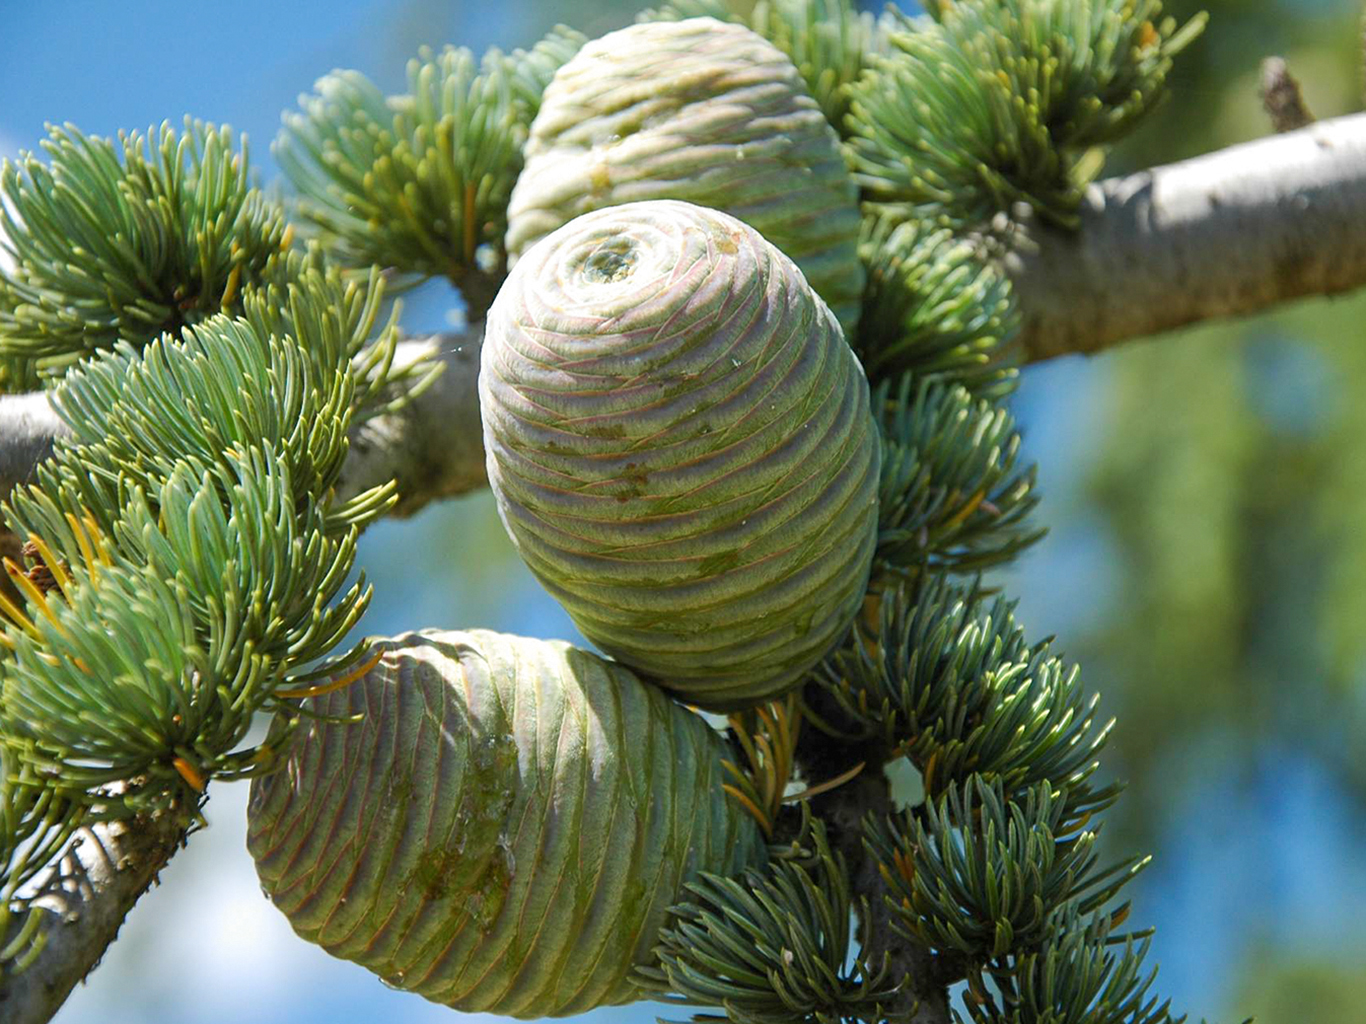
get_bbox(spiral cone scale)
[247,629,765,1018]
[480,200,880,710]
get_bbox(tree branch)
[336,329,486,515]
[7,116,1366,517]
[1007,112,1366,362]
[0,329,489,520]
[0,810,190,1024]
[794,680,957,1024]
[811,771,954,1024]
[0,392,68,500]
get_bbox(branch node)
[1260,56,1315,133]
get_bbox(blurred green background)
[4,1,1366,1021]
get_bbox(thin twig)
[1259,56,1315,132]
[805,764,955,1023]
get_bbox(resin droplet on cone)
[247,630,764,1018]
[480,200,880,710]
[506,16,864,338]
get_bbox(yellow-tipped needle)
[273,647,384,700]
[174,756,207,792]
[3,558,68,637]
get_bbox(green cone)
[480,200,880,710]
[247,629,764,1018]
[505,16,864,338]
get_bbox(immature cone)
[480,200,880,710]
[247,629,764,1018]
[506,16,864,338]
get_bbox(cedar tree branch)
[0,811,191,1024]
[7,116,1366,511]
[1006,112,1366,362]
[6,112,1366,1024]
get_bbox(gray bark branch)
[1007,112,1366,362]
[0,393,68,501]
[0,811,189,1024]
[336,331,486,515]
[813,771,956,1024]
[7,116,1366,514]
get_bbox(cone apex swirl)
[480,201,880,709]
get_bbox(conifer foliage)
[0,3,1217,1023]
